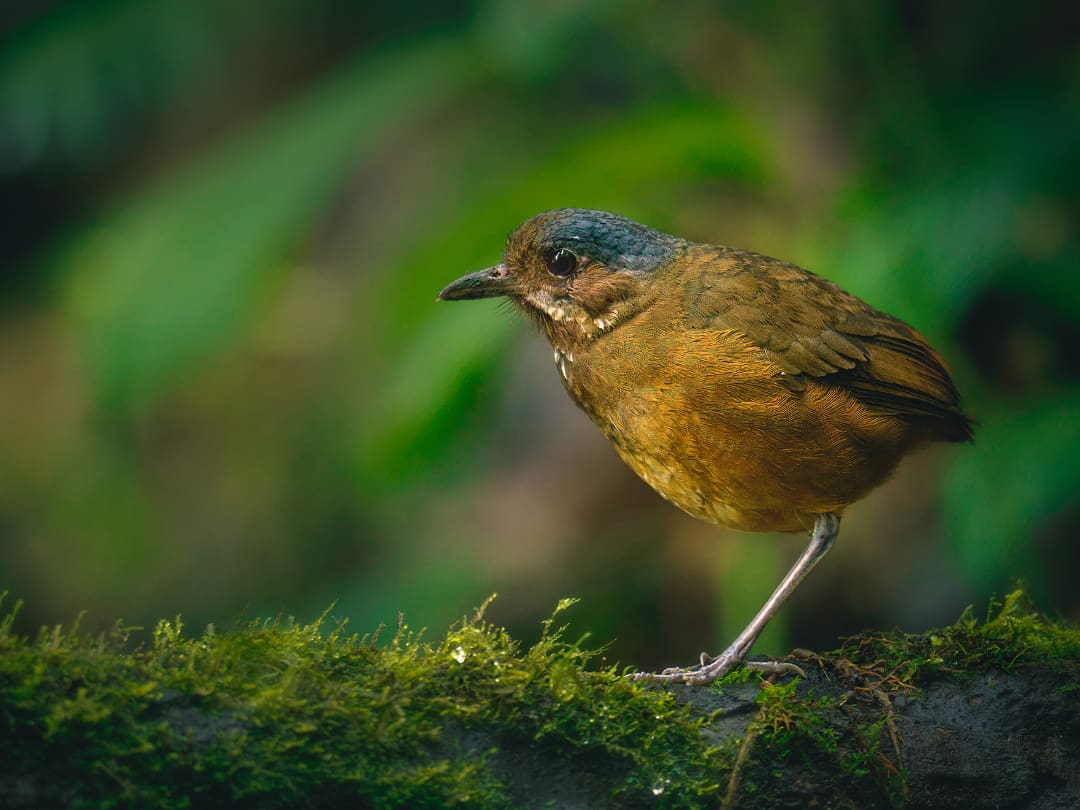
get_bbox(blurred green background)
[1,0,1077,668]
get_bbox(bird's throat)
[520,290,620,357]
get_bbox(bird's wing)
[692,249,972,440]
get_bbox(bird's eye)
[544,248,578,278]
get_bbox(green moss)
[0,594,726,809]
[835,588,1080,688]
[1,588,1076,808]
[752,679,837,751]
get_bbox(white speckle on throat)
[552,347,578,384]
[554,346,573,381]
[530,290,620,385]
[594,309,619,333]
[526,291,619,336]
[527,290,579,324]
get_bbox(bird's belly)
[610,439,752,528]
[602,415,804,531]
[563,349,904,534]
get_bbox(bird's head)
[438,208,687,350]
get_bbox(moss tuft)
[1,588,1076,808]
[0,593,725,808]
[835,587,1080,688]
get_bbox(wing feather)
[687,247,973,442]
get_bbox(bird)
[437,208,973,685]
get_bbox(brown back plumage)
[683,246,974,445]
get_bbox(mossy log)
[1,591,1078,809]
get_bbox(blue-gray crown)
[531,208,686,273]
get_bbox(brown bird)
[437,209,973,684]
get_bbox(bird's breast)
[555,327,764,527]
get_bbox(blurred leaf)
[58,37,479,414]
[822,179,1017,337]
[3,0,206,167]
[480,0,625,79]
[813,85,1079,341]
[943,391,1080,589]
[1001,245,1080,322]
[0,0,361,169]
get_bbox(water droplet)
[452,645,466,663]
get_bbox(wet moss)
[1,589,1076,808]
[0,595,726,808]
[834,588,1080,687]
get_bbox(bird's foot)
[631,646,805,685]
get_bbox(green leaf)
[59,36,480,414]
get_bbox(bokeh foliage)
[1,0,1077,664]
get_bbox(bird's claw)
[631,655,806,685]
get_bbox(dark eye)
[544,248,578,278]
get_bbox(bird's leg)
[634,513,841,686]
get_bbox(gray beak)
[437,264,514,301]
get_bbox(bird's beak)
[437,264,514,301]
